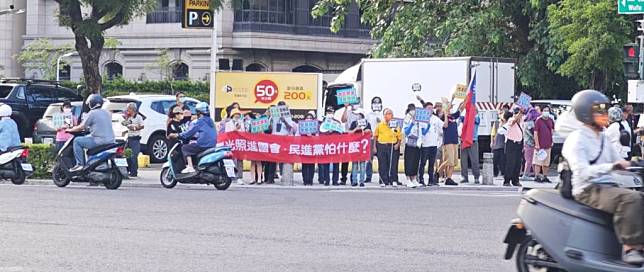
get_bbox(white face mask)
[63,108,72,113]
[326,114,333,118]
[542,111,550,118]
[409,110,416,116]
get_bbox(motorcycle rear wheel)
[213,176,232,191]
[103,167,122,190]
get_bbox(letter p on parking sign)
[182,0,213,29]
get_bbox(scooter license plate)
[223,159,235,167]
[225,166,236,178]
[21,163,33,172]
[114,158,128,167]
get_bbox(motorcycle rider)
[168,102,216,173]
[562,90,644,265]
[0,103,21,152]
[66,94,115,172]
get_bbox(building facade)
[0,0,26,78]
[16,0,373,83]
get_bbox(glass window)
[26,86,55,104]
[150,100,176,115]
[15,86,25,99]
[54,89,80,102]
[0,85,14,98]
[184,100,197,114]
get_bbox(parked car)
[0,78,82,140]
[33,101,84,144]
[103,94,200,163]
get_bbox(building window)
[172,63,189,80]
[246,63,265,71]
[292,65,321,73]
[58,64,71,81]
[219,59,230,70]
[232,59,244,71]
[146,0,181,23]
[234,0,293,25]
[105,62,123,80]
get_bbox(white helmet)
[0,103,12,117]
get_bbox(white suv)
[103,94,201,163]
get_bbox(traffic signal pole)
[639,18,644,79]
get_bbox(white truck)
[323,57,516,154]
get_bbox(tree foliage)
[16,38,74,80]
[313,0,634,99]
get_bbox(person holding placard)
[299,112,319,186]
[54,101,77,151]
[341,103,360,185]
[441,102,465,186]
[373,108,402,187]
[417,102,444,186]
[403,104,427,188]
[348,109,371,187]
[225,109,246,185]
[247,112,266,185]
[319,106,340,186]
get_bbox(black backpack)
[557,136,604,199]
[618,122,631,147]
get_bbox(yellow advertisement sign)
[185,0,210,9]
[215,72,320,114]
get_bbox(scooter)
[52,132,128,190]
[503,163,644,272]
[0,146,33,184]
[160,142,236,190]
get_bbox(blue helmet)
[195,102,209,114]
[86,94,103,110]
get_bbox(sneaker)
[461,179,469,184]
[543,177,552,183]
[181,166,195,174]
[69,165,83,172]
[364,179,371,183]
[520,175,534,181]
[351,183,358,187]
[406,182,417,188]
[512,181,523,187]
[392,182,398,188]
[623,249,644,265]
[445,178,458,186]
[380,183,386,188]
[503,182,511,187]
[474,179,480,184]
[414,181,422,187]
[236,180,245,185]
[359,183,365,187]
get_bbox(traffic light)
[624,43,640,80]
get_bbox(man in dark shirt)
[441,102,464,186]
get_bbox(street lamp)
[56,52,74,81]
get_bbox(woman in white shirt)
[605,106,631,159]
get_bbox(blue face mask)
[179,97,186,103]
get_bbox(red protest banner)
[217,131,371,163]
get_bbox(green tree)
[53,0,226,94]
[16,38,74,80]
[547,0,633,91]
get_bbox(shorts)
[442,144,458,167]
[533,148,551,167]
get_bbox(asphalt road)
[0,183,520,272]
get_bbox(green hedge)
[24,144,132,180]
[25,144,56,179]
[61,78,209,102]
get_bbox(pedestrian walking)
[459,111,481,184]
[504,106,524,187]
[300,112,318,186]
[121,102,144,178]
[403,104,425,188]
[521,108,539,181]
[491,111,511,177]
[348,109,371,187]
[533,106,555,183]
[373,108,402,187]
[366,97,383,183]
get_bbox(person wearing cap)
[504,106,524,186]
[373,108,402,187]
[300,112,319,186]
[225,108,246,184]
[167,106,190,147]
[121,102,144,177]
[55,100,78,151]
[348,108,371,187]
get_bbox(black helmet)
[571,90,609,125]
[86,94,103,110]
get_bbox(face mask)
[63,108,72,113]
[409,110,416,116]
[542,112,550,119]
[372,103,382,112]
[593,114,609,128]
[179,97,186,103]
[351,105,358,110]
[326,114,333,118]
[426,107,433,113]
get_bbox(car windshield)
[0,85,14,98]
